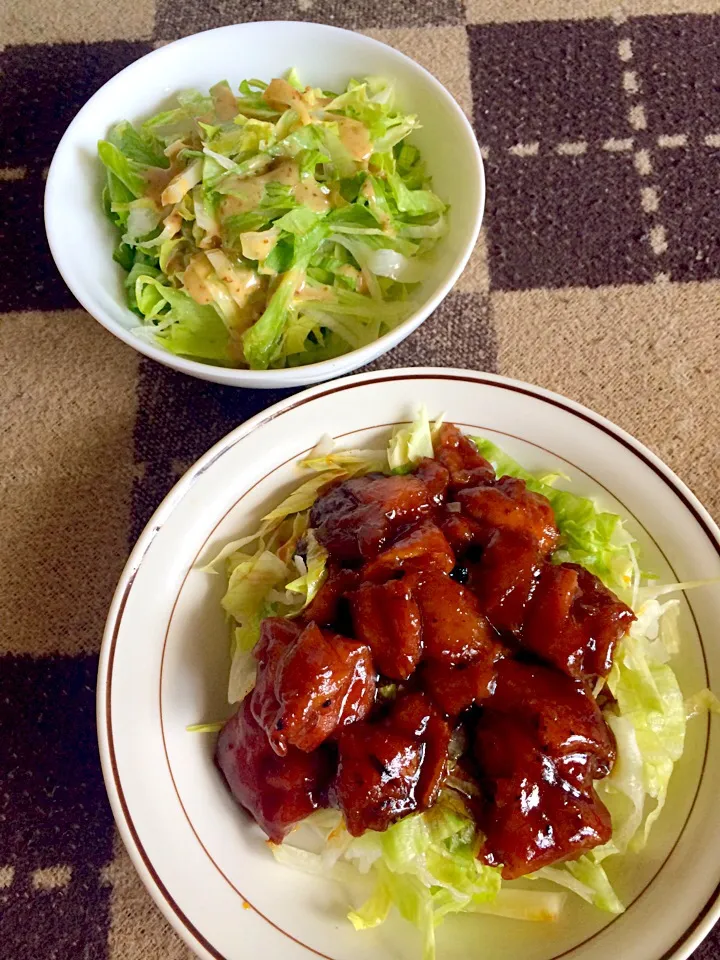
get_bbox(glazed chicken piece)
[434,423,496,492]
[457,475,559,556]
[475,660,615,878]
[488,659,615,782]
[412,570,497,665]
[438,509,485,556]
[475,713,612,879]
[333,725,422,836]
[392,692,451,808]
[301,564,359,627]
[521,562,636,679]
[251,618,375,756]
[349,579,422,680]
[216,698,332,843]
[469,530,543,633]
[310,473,432,563]
[361,521,455,582]
[332,692,451,835]
[414,457,450,505]
[421,654,501,718]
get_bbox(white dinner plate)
[97,368,720,960]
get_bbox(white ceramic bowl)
[44,22,484,388]
[98,368,720,960]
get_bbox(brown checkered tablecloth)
[1,1,719,957]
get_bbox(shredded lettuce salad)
[200,408,719,959]
[98,72,447,370]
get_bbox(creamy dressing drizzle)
[213,84,239,122]
[221,160,331,216]
[324,114,373,162]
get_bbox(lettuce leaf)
[299,443,388,476]
[98,140,147,198]
[387,404,441,473]
[468,888,566,922]
[134,277,232,363]
[284,531,329,608]
[242,223,330,369]
[604,632,685,851]
[533,857,623,914]
[222,549,289,634]
[222,547,291,704]
[347,805,501,960]
[108,120,169,168]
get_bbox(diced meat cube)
[349,579,422,680]
[332,724,422,835]
[332,692,450,834]
[422,655,500,718]
[522,562,635,678]
[569,563,635,675]
[412,571,496,665]
[414,457,450,505]
[357,474,431,512]
[390,692,451,807]
[253,614,304,650]
[438,510,485,555]
[449,465,497,492]
[310,474,432,562]
[252,620,375,756]
[474,660,615,878]
[475,710,538,783]
[488,659,615,786]
[361,521,455,582]
[457,476,559,556]
[216,698,332,843]
[434,423,496,491]
[469,530,542,633]
[301,564,359,628]
[308,480,387,563]
[475,711,613,879]
[252,616,304,678]
[525,562,579,645]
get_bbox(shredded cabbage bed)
[98,72,447,370]
[201,408,718,959]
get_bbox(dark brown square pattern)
[468,15,720,289]
[0,41,153,312]
[480,148,654,291]
[630,14,720,134]
[131,360,296,543]
[468,19,627,147]
[652,146,720,283]
[0,42,154,170]
[0,657,113,960]
[467,19,653,290]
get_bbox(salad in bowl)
[99,72,447,371]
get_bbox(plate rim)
[96,367,720,960]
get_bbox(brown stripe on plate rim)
[104,371,720,960]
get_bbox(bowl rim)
[43,22,485,385]
[97,365,720,960]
